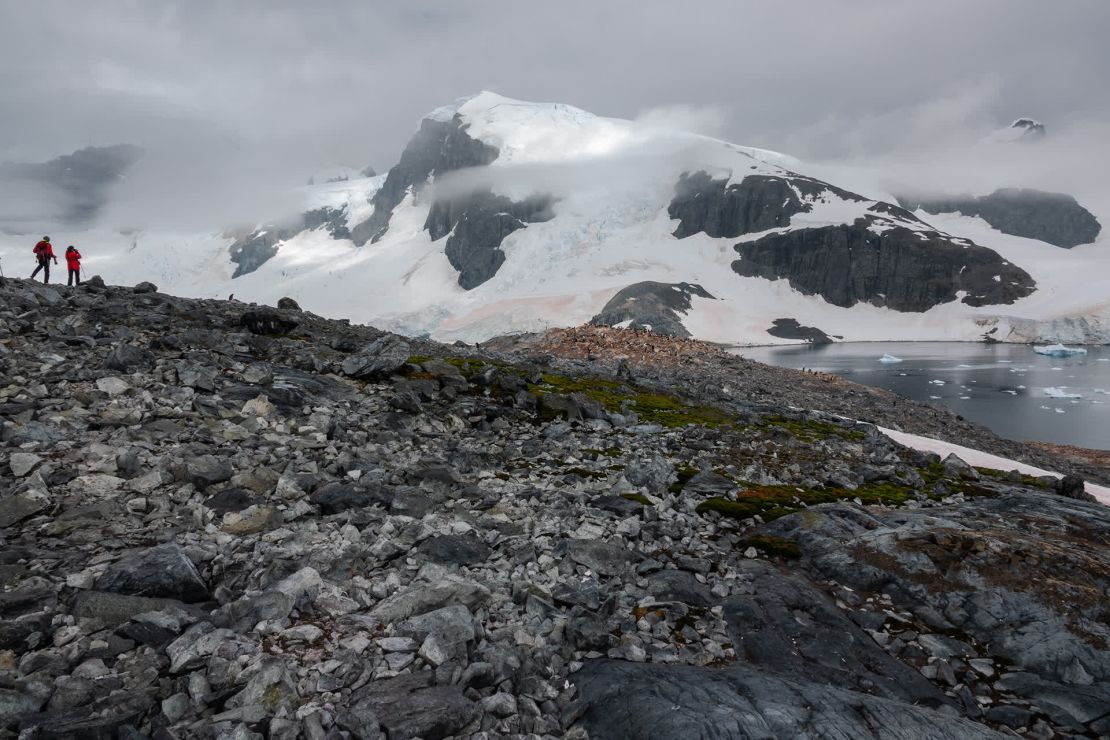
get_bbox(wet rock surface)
[0,277,1107,738]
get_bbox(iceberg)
[878,354,903,363]
[1043,387,1082,399]
[1033,343,1087,357]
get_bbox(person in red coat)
[31,236,57,283]
[65,246,82,286]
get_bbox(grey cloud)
[0,0,1107,230]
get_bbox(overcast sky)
[1,0,1107,224]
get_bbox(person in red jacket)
[65,246,82,286]
[31,236,57,283]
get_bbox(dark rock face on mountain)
[766,317,834,343]
[669,172,806,238]
[733,216,1037,311]
[899,188,1101,248]
[426,192,554,289]
[669,170,865,240]
[590,281,714,337]
[1007,118,1046,140]
[0,145,143,228]
[350,117,499,247]
[1,277,1106,738]
[229,206,349,278]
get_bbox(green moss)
[494,472,511,481]
[696,481,913,522]
[620,493,653,505]
[406,354,433,365]
[740,534,801,559]
[526,373,731,428]
[974,466,1048,488]
[583,446,624,460]
[757,414,865,442]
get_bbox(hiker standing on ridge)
[31,236,57,283]
[65,245,82,286]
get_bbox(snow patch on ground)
[877,426,1110,505]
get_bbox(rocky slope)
[1,277,1108,739]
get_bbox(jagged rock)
[241,308,298,336]
[899,188,1100,248]
[354,672,478,740]
[562,539,641,576]
[133,281,158,294]
[341,335,411,380]
[0,491,48,528]
[370,578,491,625]
[669,172,831,239]
[175,360,217,391]
[104,342,152,372]
[732,216,1037,311]
[96,544,210,603]
[590,282,714,337]
[416,534,492,565]
[186,455,233,489]
[277,297,300,311]
[8,452,41,478]
[72,591,200,627]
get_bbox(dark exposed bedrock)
[350,117,499,247]
[767,318,835,344]
[425,192,555,290]
[668,170,866,240]
[897,188,1101,248]
[589,281,715,337]
[731,217,1037,312]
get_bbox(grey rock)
[133,281,158,293]
[9,452,42,477]
[241,308,298,336]
[669,171,821,239]
[175,360,217,391]
[276,296,300,311]
[397,604,475,646]
[624,454,675,492]
[416,534,491,565]
[341,335,412,380]
[355,672,478,740]
[645,569,715,608]
[96,543,210,603]
[563,539,641,576]
[104,342,151,372]
[185,455,233,489]
[767,317,834,344]
[0,689,43,724]
[370,578,491,624]
[72,591,199,627]
[571,659,1006,740]
[0,492,47,527]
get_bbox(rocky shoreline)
[1,277,1108,739]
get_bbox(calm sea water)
[734,343,1110,451]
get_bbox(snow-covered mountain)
[1,93,1106,345]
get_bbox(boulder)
[96,544,210,603]
[341,335,411,380]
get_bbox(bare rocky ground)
[1,277,1108,739]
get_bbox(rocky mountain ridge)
[1,276,1108,738]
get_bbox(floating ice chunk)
[1044,387,1082,399]
[929,380,945,386]
[958,396,970,400]
[878,354,903,363]
[1055,408,1066,414]
[1033,343,1087,357]
[1001,390,1018,395]
[929,395,942,400]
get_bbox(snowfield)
[2,92,1107,346]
